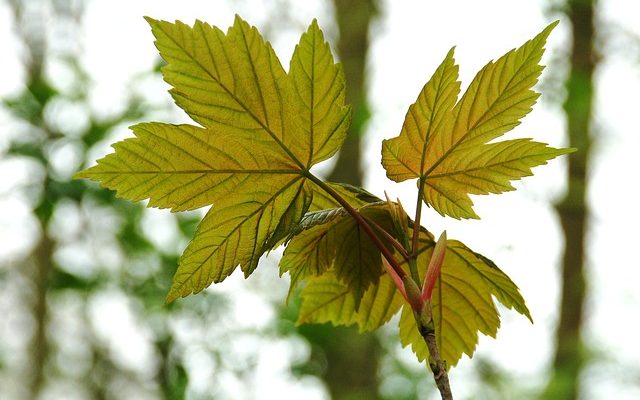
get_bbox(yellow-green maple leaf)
[75,17,349,302]
[281,202,391,309]
[399,237,532,367]
[290,218,531,364]
[297,270,404,333]
[382,21,574,219]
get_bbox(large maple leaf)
[381,21,574,219]
[75,17,350,302]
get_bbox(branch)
[416,303,453,400]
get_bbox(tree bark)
[327,0,376,186]
[543,0,595,398]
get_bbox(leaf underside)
[381,20,574,219]
[289,220,532,367]
[280,198,391,309]
[398,237,531,367]
[75,17,350,302]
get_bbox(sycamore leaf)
[75,17,350,302]
[279,182,382,295]
[398,237,531,367]
[382,21,574,219]
[297,270,404,332]
[280,202,391,309]
[75,15,553,377]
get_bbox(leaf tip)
[446,46,456,58]
[547,19,560,31]
[143,15,166,32]
[232,13,249,30]
[165,291,179,305]
[526,312,534,324]
[536,19,560,44]
[564,146,578,154]
[72,169,88,180]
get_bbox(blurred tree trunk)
[313,0,380,399]
[327,0,375,186]
[543,0,595,398]
[3,2,187,398]
[6,2,53,397]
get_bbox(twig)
[417,303,453,400]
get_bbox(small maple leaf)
[382,21,574,219]
[398,237,532,367]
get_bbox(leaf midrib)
[307,25,317,166]
[87,169,302,175]
[419,54,455,177]
[424,148,547,180]
[156,20,307,171]
[172,177,304,295]
[423,47,541,179]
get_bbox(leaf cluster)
[76,16,572,367]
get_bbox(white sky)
[1,0,640,398]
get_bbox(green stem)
[411,184,453,399]
[408,178,426,284]
[306,173,407,280]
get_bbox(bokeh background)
[1,0,638,399]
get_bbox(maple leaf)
[290,214,531,367]
[381,21,575,219]
[75,17,349,302]
[280,199,392,309]
[297,270,404,332]
[398,236,532,367]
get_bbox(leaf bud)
[422,231,447,301]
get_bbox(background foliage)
[1,0,640,399]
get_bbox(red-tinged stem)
[364,214,411,263]
[382,256,408,302]
[307,173,407,281]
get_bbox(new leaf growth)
[75,15,571,390]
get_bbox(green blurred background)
[1,0,638,399]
